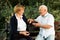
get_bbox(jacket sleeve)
[10,17,19,34]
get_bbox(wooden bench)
[5,21,60,40]
[55,21,60,40]
[29,21,60,40]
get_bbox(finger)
[32,23,36,25]
[26,31,29,33]
[26,33,30,36]
[27,19,30,22]
[29,21,32,23]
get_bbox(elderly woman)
[10,4,32,40]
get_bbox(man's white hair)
[39,5,48,11]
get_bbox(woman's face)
[18,8,24,15]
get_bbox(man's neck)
[41,12,48,16]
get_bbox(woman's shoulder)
[10,14,16,20]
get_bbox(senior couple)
[10,4,55,40]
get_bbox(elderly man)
[28,5,55,40]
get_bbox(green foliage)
[51,10,60,21]
[0,0,60,29]
[0,0,13,29]
[25,6,39,19]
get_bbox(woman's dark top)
[10,14,31,40]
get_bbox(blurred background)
[0,0,60,40]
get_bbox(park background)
[0,0,60,40]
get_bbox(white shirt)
[35,13,55,38]
[15,14,27,31]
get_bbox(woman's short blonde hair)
[14,4,25,13]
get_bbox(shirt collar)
[15,14,23,19]
[41,12,49,17]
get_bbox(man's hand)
[19,31,30,36]
[32,23,41,27]
[28,19,34,24]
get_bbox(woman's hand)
[28,19,34,24]
[19,31,30,36]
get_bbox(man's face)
[39,8,47,16]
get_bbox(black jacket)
[10,14,30,40]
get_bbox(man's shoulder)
[48,13,54,17]
[36,15,41,19]
[47,13,54,19]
